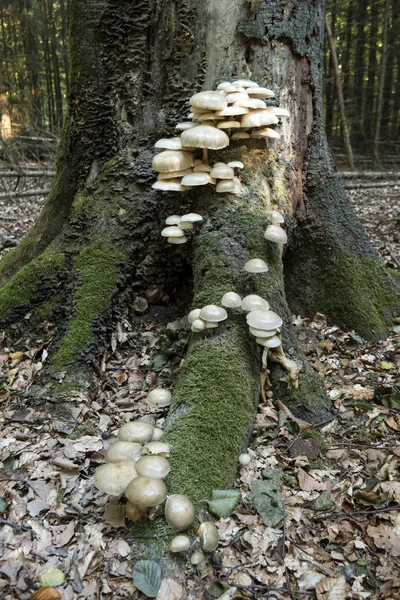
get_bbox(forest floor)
[0,173,399,600]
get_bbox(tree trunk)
[0,0,399,538]
[374,0,391,162]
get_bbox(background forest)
[0,0,399,166]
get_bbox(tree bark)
[374,0,391,162]
[0,0,399,533]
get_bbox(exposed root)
[260,348,271,404]
[269,344,300,389]
[275,398,312,430]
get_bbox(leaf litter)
[0,181,399,599]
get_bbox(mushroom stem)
[260,348,272,405]
[268,344,299,389]
[202,147,208,164]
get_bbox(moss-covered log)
[0,0,399,554]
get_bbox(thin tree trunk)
[374,0,391,162]
[352,0,368,141]
[365,0,379,139]
[325,15,354,171]
[48,0,63,130]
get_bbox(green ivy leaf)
[133,560,162,598]
[39,567,65,587]
[0,497,8,514]
[313,489,334,511]
[206,489,241,518]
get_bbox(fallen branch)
[0,170,55,177]
[343,180,400,189]
[313,504,400,521]
[340,171,400,178]
[0,188,50,200]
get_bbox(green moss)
[51,238,125,370]
[300,428,321,439]
[166,329,259,504]
[0,250,65,322]
[307,254,399,338]
[68,422,96,439]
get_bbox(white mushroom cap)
[231,132,250,139]
[125,476,168,507]
[264,225,288,244]
[175,122,198,130]
[191,551,206,565]
[199,305,228,322]
[221,292,242,308]
[232,79,259,88]
[165,494,196,531]
[256,335,282,348]
[266,106,290,117]
[234,98,266,109]
[225,92,249,104]
[241,110,279,128]
[146,389,172,408]
[161,226,185,238]
[190,91,228,111]
[197,522,219,551]
[223,84,246,93]
[152,427,164,441]
[239,453,251,465]
[241,295,269,312]
[105,441,142,463]
[244,258,269,273]
[246,309,283,329]
[152,180,187,192]
[217,81,232,90]
[155,138,183,150]
[191,318,206,332]
[135,455,171,479]
[249,326,278,337]
[181,125,230,150]
[188,308,202,323]
[247,86,275,98]
[142,441,171,457]
[217,120,242,129]
[253,127,281,139]
[270,210,284,224]
[216,106,249,116]
[181,173,211,186]
[197,112,224,122]
[118,421,154,443]
[158,169,192,179]
[216,179,236,193]
[210,165,234,179]
[170,535,191,553]
[94,461,138,496]
[167,236,188,244]
[181,213,203,223]
[232,176,242,194]
[165,215,182,225]
[152,150,194,173]
[227,161,244,169]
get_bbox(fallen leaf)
[156,579,183,600]
[367,525,400,556]
[297,468,326,492]
[39,568,65,587]
[316,575,348,600]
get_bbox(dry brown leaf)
[297,467,326,492]
[315,576,348,600]
[30,588,62,600]
[367,525,400,556]
[104,502,126,527]
[156,578,183,600]
[380,481,400,503]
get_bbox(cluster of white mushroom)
[152,79,289,193]
[161,212,203,245]
[93,388,199,534]
[188,304,228,332]
[264,209,287,245]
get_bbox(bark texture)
[0,0,399,534]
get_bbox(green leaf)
[381,361,393,370]
[313,489,334,511]
[39,568,65,587]
[0,497,7,514]
[152,353,168,371]
[206,489,241,518]
[133,560,162,598]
